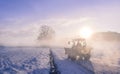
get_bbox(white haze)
[90,40,120,66]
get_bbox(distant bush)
[37,25,55,41]
[91,31,120,41]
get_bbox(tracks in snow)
[0,47,95,74]
[49,48,95,74]
[49,50,60,74]
[76,60,95,74]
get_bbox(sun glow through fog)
[79,27,93,39]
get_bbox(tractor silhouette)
[65,38,92,61]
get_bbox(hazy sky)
[0,0,120,46]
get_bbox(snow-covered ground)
[0,47,50,74]
[91,41,120,74]
[0,46,120,74]
[51,48,94,74]
[51,48,120,74]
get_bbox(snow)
[0,47,50,74]
[51,48,94,74]
[91,58,120,74]
[51,48,120,74]
[90,41,120,74]
[0,46,120,74]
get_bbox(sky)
[0,0,120,46]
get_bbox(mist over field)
[1,30,120,67]
[88,32,120,68]
[0,0,120,74]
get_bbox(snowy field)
[0,46,120,74]
[51,48,94,74]
[52,48,120,74]
[0,47,50,74]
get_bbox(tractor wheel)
[78,54,83,61]
[71,56,76,61]
[84,54,91,60]
[68,55,71,59]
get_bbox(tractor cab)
[71,38,86,48]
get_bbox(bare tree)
[37,25,55,41]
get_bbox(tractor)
[64,38,92,61]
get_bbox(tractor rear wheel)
[84,54,90,60]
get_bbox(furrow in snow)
[51,48,94,74]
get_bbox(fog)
[89,39,120,66]
[36,33,120,66]
[0,25,120,66]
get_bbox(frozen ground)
[0,47,120,74]
[51,48,94,74]
[51,48,120,74]
[0,47,50,74]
